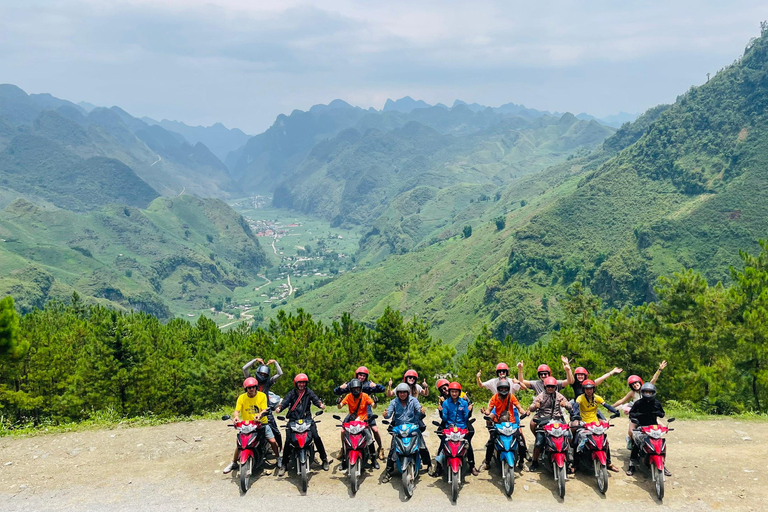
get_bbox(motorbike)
[536,417,571,499]
[277,410,324,493]
[222,415,269,494]
[573,420,615,494]
[630,418,675,500]
[434,421,474,503]
[484,417,524,497]
[333,414,377,494]
[381,420,422,498]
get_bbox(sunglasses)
[545,385,556,390]
[439,386,448,393]
[245,386,257,391]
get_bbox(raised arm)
[420,379,429,397]
[650,360,666,384]
[561,356,574,385]
[476,370,484,388]
[612,390,633,408]
[517,361,532,389]
[594,367,623,386]
[385,377,394,397]
[242,357,262,379]
[270,359,283,383]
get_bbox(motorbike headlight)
[347,424,364,435]
[550,427,565,437]
[647,429,664,439]
[499,426,516,436]
[589,426,605,435]
[292,422,311,433]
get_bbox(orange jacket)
[488,393,520,423]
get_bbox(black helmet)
[255,365,270,383]
[349,378,362,396]
[640,382,657,400]
[497,378,510,397]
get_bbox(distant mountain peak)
[383,97,431,113]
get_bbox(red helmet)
[293,373,309,385]
[436,378,450,389]
[243,377,258,389]
[628,375,643,387]
[495,362,509,373]
[355,366,369,376]
[448,382,462,391]
[582,379,596,388]
[537,364,552,374]
[543,377,558,387]
[403,369,418,380]
[574,367,589,377]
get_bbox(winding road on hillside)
[0,417,764,511]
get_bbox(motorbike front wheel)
[299,457,309,493]
[239,457,252,494]
[349,458,360,494]
[402,462,415,498]
[652,465,664,500]
[451,468,460,502]
[594,459,608,494]
[556,463,566,499]
[502,463,515,497]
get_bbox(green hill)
[287,26,768,349]
[0,195,267,318]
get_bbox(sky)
[1,0,767,134]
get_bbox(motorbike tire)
[349,459,360,495]
[239,457,252,494]
[556,464,566,499]
[451,469,460,503]
[652,465,664,500]
[299,457,309,494]
[402,463,415,498]
[502,463,515,497]
[594,459,608,494]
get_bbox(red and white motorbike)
[631,418,675,500]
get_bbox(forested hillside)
[291,25,768,349]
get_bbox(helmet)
[582,379,596,389]
[403,369,418,380]
[293,373,309,385]
[496,362,510,373]
[256,365,271,383]
[349,378,362,396]
[436,378,450,390]
[395,382,411,394]
[574,367,589,377]
[537,364,552,374]
[640,382,657,399]
[543,376,558,388]
[448,381,462,391]
[355,366,369,376]
[628,375,643,387]
[243,377,258,389]
[497,378,510,396]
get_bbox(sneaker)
[223,461,237,474]
[478,461,489,472]
[322,460,330,471]
[471,467,479,476]
[278,465,287,477]
[528,462,539,472]
[372,459,380,470]
[626,464,635,476]
[664,467,672,477]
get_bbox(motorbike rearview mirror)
[332,414,342,420]
[468,418,476,425]
[432,420,441,426]
[315,410,324,416]
[483,415,492,422]
[221,415,231,421]
[668,417,676,423]
[369,414,379,420]
[381,419,390,425]
[277,416,286,421]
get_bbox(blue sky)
[1,0,767,133]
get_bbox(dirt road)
[1,414,765,511]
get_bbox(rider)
[382,382,432,481]
[274,373,330,475]
[439,382,479,476]
[334,366,386,460]
[242,357,284,450]
[386,369,429,398]
[573,380,620,472]
[479,377,528,472]
[337,379,379,470]
[518,357,574,437]
[626,383,670,477]
[476,362,523,394]
[526,376,573,472]
[570,365,622,421]
[223,377,281,474]
[612,361,667,439]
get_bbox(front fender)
[239,449,253,465]
[348,449,361,466]
[552,452,566,468]
[649,454,665,470]
[592,450,607,465]
[501,450,516,468]
[448,457,462,473]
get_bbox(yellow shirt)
[236,391,268,423]
[576,393,605,424]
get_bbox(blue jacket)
[386,396,422,426]
[441,397,470,429]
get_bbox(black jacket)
[279,387,323,421]
[333,380,386,396]
[629,397,665,426]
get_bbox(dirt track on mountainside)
[0,415,765,512]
